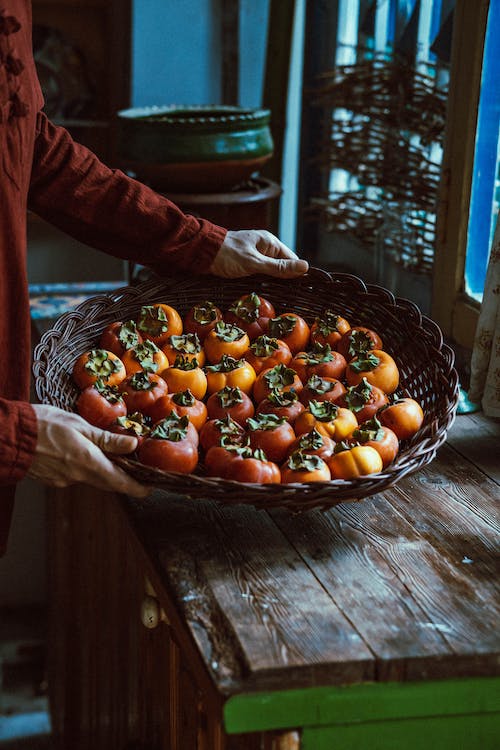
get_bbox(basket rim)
[32,268,460,509]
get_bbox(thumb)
[260,257,309,278]
[88,427,138,455]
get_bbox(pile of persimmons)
[71,292,424,484]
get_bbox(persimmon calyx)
[250,335,279,357]
[268,315,297,337]
[229,292,261,322]
[138,305,169,336]
[169,333,202,354]
[84,349,121,376]
[151,413,189,442]
[308,399,339,422]
[247,413,287,431]
[213,321,246,342]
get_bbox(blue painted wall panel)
[132,0,222,107]
[239,0,269,107]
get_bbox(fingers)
[30,404,151,499]
[90,427,138,455]
[62,411,137,454]
[85,431,151,498]
[250,231,309,276]
[26,444,150,498]
[252,253,309,278]
[86,450,151,499]
[210,230,309,279]
[255,231,301,261]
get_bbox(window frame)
[432,0,490,349]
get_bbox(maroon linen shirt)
[0,1,227,553]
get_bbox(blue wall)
[132,0,222,106]
[131,0,269,108]
[239,0,269,107]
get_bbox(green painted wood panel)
[224,678,500,734]
[301,712,499,750]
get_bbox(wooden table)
[47,412,500,749]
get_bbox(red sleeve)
[0,398,37,485]
[0,400,37,556]
[27,113,227,275]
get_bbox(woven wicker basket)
[32,268,459,512]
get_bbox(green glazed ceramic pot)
[116,105,274,192]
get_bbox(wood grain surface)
[129,413,500,694]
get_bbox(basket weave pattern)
[33,269,459,511]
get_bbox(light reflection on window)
[465,0,500,302]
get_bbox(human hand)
[27,404,151,499]
[209,229,309,278]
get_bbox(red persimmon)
[120,371,168,416]
[222,447,281,484]
[99,320,143,358]
[244,335,292,375]
[72,349,127,390]
[138,413,199,473]
[225,292,276,340]
[136,303,183,346]
[253,364,303,404]
[281,451,331,483]
[110,411,152,447]
[183,300,223,342]
[290,344,347,383]
[378,397,424,440]
[148,389,208,431]
[310,310,351,349]
[205,445,281,484]
[76,380,127,429]
[336,326,383,361]
[206,385,255,427]
[256,388,305,425]
[203,443,239,479]
[267,313,311,354]
[336,377,389,424]
[247,413,296,464]
[286,428,335,461]
[199,414,246,453]
[299,374,346,406]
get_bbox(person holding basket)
[0,0,308,553]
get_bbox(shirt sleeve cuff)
[7,401,38,483]
[149,219,227,276]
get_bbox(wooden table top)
[127,411,500,697]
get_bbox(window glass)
[465,0,500,301]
